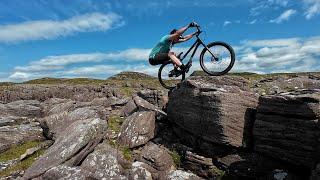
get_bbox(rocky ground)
[0,71,319,180]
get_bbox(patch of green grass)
[169,150,182,168]
[106,140,132,161]
[0,149,45,177]
[121,146,132,161]
[121,87,135,97]
[108,116,125,134]
[0,141,41,163]
[209,166,225,178]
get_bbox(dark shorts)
[149,53,170,65]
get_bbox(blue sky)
[0,0,319,82]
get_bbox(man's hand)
[189,22,199,28]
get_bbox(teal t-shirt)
[149,35,171,58]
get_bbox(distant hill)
[191,71,320,81]
[107,71,156,80]
[23,77,105,85]
[1,71,319,86]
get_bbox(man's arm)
[168,25,189,41]
[176,32,197,43]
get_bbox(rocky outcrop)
[23,118,107,179]
[0,100,41,117]
[81,143,129,179]
[2,72,320,180]
[40,165,94,179]
[40,105,107,139]
[0,84,121,103]
[137,89,168,109]
[253,90,320,168]
[118,111,156,148]
[121,95,166,117]
[0,100,45,153]
[128,161,153,180]
[138,142,175,179]
[166,170,202,180]
[167,76,258,149]
[0,119,44,153]
[182,151,215,178]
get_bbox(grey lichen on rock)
[118,111,156,148]
[81,142,129,179]
[23,118,107,179]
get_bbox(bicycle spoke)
[158,62,185,89]
[202,44,232,73]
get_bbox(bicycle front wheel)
[158,61,185,90]
[200,41,235,76]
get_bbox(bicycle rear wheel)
[200,41,235,76]
[158,61,185,90]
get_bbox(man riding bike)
[149,22,199,76]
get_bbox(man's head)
[170,29,182,43]
[170,29,177,35]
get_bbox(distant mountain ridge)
[0,71,319,86]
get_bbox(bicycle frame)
[179,34,216,64]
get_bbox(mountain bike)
[158,24,235,90]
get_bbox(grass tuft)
[210,166,225,178]
[0,141,45,178]
[107,140,132,161]
[169,150,182,168]
[108,116,125,134]
[0,141,41,163]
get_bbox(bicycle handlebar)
[195,25,202,35]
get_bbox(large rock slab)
[81,142,128,179]
[253,90,320,168]
[40,105,106,139]
[167,76,258,148]
[0,100,41,117]
[0,84,121,103]
[0,119,44,153]
[128,161,153,180]
[120,96,166,117]
[138,142,175,179]
[118,111,156,148]
[41,99,89,116]
[137,89,168,108]
[166,170,202,180]
[23,118,107,179]
[40,165,94,180]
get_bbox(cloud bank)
[270,9,297,23]
[3,36,320,82]
[0,12,124,43]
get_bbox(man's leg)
[168,52,182,67]
[168,52,191,72]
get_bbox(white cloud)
[65,65,122,75]
[15,48,152,73]
[248,19,257,24]
[223,21,231,26]
[250,0,289,16]
[0,12,124,43]
[303,0,320,19]
[233,36,320,73]
[270,9,297,23]
[8,72,34,81]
